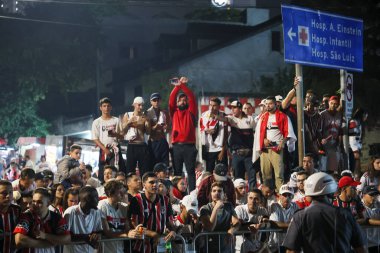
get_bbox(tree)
[0,83,50,144]
[0,1,128,144]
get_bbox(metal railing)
[96,234,187,253]
[189,226,380,253]
[191,228,285,253]
[49,225,380,253]
[361,225,380,252]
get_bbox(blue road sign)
[281,5,363,72]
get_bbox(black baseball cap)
[35,172,47,181]
[153,163,168,173]
[363,185,380,196]
[150,93,161,101]
[214,163,227,181]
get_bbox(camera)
[169,78,179,85]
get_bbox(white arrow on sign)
[287,27,296,41]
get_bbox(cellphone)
[170,78,179,85]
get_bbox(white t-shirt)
[98,199,129,253]
[227,114,256,129]
[235,204,269,253]
[91,116,119,146]
[293,190,305,203]
[200,110,226,152]
[235,204,269,223]
[12,179,35,194]
[63,204,103,253]
[266,114,283,144]
[97,185,105,198]
[268,202,298,249]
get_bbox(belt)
[173,142,194,145]
[128,142,147,146]
[232,148,252,157]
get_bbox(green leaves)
[0,81,50,144]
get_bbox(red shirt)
[295,197,312,209]
[169,83,197,144]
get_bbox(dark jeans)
[172,143,197,192]
[149,138,169,166]
[126,143,152,176]
[231,152,257,190]
[204,150,228,173]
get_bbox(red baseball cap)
[338,176,361,188]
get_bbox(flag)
[252,111,297,162]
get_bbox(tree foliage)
[0,1,125,145]
[0,83,50,144]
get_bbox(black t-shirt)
[199,202,237,231]
[283,201,366,253]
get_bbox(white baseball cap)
[279,184,294,195]
[275,95,283,102]
[180,194,198,214]
[340,170,353,177]
[233,178,246,188]
[259,99,266,106]
[288,172,298,188]
[132,96,144,105]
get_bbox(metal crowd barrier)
[96,234,187,253]
[191,228,284,253]
[57,225,380,253]
[361,225,380,253]
[190,226,380,253]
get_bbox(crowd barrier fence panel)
[95,234,186,253]
[192,228,284,253]
[61,226,380,253]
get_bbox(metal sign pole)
[340,69,350,170]
[295,64,305,166]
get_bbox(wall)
[178,9,287,94]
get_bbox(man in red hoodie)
[169,76,197,191]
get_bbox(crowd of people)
[0,76,378,253]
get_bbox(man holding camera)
[169,77,197,192]
[121,96,152,175]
